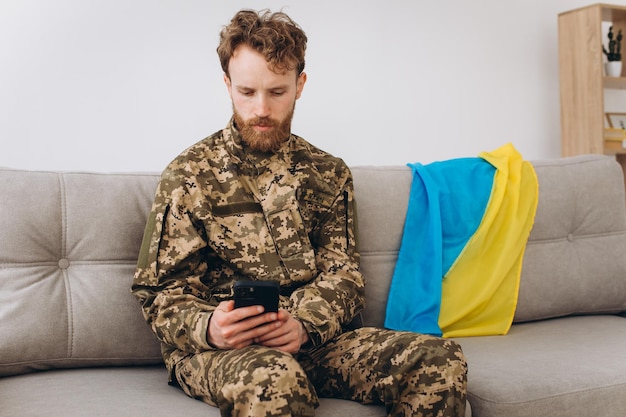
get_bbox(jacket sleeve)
[290,167,366,348]
[131,169,215,353]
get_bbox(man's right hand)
[207,300,281,349]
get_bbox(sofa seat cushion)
[454,315,626,417]
[0,365,475,417]
[0,365,389,417]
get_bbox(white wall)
[2,0,624,172]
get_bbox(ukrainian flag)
[384,143,538,337]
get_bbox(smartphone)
[233,280,280,313]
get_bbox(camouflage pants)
[173,327,467,417]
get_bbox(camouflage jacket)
[132,120,365,372]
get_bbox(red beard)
[233,107,294,153]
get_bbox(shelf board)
[561,4,626,21]
[601,4,626,22]
[604,76,626,89]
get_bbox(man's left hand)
[254,309,310,354]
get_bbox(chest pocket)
[265,197,317,282]
[209,202,277,278]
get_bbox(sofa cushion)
[454,315,626,417]
[515,155,626,322]
[0,365,476,417]
[0,168,163,377]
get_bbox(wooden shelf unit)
[559,3,626,183]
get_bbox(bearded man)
[132,9,467,417]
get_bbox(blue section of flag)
[384,157,495,335]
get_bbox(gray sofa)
[1,154,626,417]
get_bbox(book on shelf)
[604,128,626,141]
[603,128,626,152]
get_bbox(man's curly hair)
[217,9,307,77]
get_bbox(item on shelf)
[606,61,622,77]
[603,127,626,139]
[604,26,623,76]
[603,26,623,61]
[605,112,626,129]
[603,128,626,151]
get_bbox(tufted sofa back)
[0,170,162,376]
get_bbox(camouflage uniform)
[132,119,467,417]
